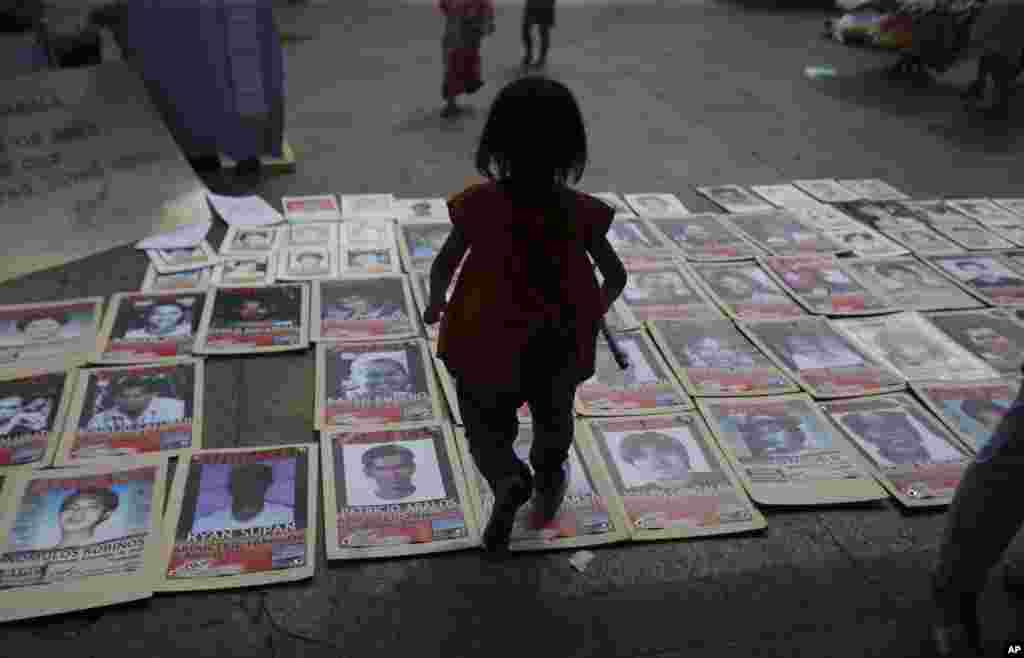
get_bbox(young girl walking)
[422,76,627,553]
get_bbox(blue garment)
[118,0,284,160]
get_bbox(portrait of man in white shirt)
[85,374,186,433]
[123,302,193,340]
[190,463,294,533]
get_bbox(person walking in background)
[931,367,1024,656]
[522,0,555,71]
[422,76,627,553]
[440,0,496,119]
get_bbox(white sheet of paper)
[136,221,213,250]
[207,193,283,227]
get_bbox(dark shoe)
[235,157,262,176]
[187,154,222,173]
[533,469,567,524]
[482,477,531,553]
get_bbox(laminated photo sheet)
[159,444,317,591]
[141,265,213,293]
[341,218,397,251]
[454,423,630,551]
[589,192,638,218]
[397,220,453,274]
[622,193,690,218]
[927,222,1015,251]
[642,214,765,262]
[835,200,930,231]
[760,255,892,315]
[340,194,395,220]
[993,199,1024,217]
[340,244,401,276]
[696,394,888,506]
[393,198,451,222]
[281,194,342,223]
[646,319,799,397]
[835,180,910,202]
[690,261,805,321]
[575,329,693,417]
[606,218,674,252]
[945,199,1024,226]
[315,339,446,430]
[0,454,169,622]
[720,211,846,257]
[832,312,1000,383]
[58,358,204,464]
[312,275,419,342]
[911,377,1022,454]
[841,256,984,312]
[321,423,480,559]
[925,253,1024,306]
[740,317,906,399]
[822,394,973,507]
[430,351,533,425]
[581,414,766,540]
[823,227,909,258]
[791,179,863,204]
[146,241,220,275]
[877,226,964,256]
[922,308,1024,376]
[786,203,863,232]
[212,255,278,287]
[218,225,284,258]
[276,245,339,281]
[695,185,777,214]
[0,369,76,471]
[750,184,821,209]
[613,258,724,329]
[93,290,207,364]
[896,200,975,225]
[0,298,105,377]
[194,284,309,355]
[284,222,339,249]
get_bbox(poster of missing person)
[581,414,765,540]
[285,222,339,248]
[276,245,338,281]
[832,313,1001,383]
[281,194,342,223]
[94,291,206,363]
[0,298,104,376]
[212,256,277,287]
[877,226,964,256]
[721,211,846,257]
[761,255,891,315]
[146,241,220,275]
[605,218,673,253]
[313,276,418,342]
[316,339,444,429]
[786,203,862,232]
[455,424,629,551]
[397,221,452,273]
[0,455,168,622]
[340,193,395,220]
[623,193,690,218]
[141,265,213,292]
[696,185,777,214]
[750,184,821,209]
[690,262,805,321]
[791,179,862,204]
[59,359,203,464]
[740,317,906,399]
[911,378,1021,453]
[160,445,317,590]
[430,351,533,425]
[219,226,283,257]
[394,198,451,222]
[341,245,401,275]
[927,222,1015,251]
[321,424,479,558]
[696,394,887,506]
[841,256,984,312]
[576,330,693,416]
[195,284,309,355]
[646,319,799,397]
[614,260,724,328]
[823,227,909,259]
[835,200,928,230]
[823,394,972,507]
[946,199,1023,226]
[642,214,764,261]
[835,180,909,202]
[926,253,1024,306]
[0,370,74,470]
[922,309,1024,375]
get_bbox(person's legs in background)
[536,24,551,68]
[521,16,535,70]
[455,377,532,551]
[932,391,1024,656]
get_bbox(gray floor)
[3,0,1024,655]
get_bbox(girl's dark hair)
[476,76,588,191]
